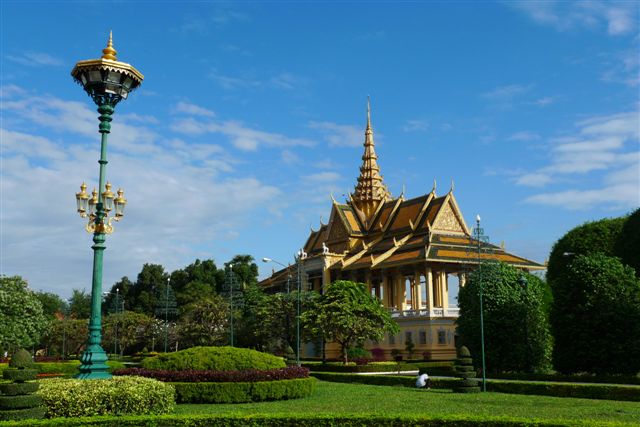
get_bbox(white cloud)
[173,101,216,118]
[509,1,638,36]
[531,96,559,106]
[482,84,531,100]
[6,52,64,66]
[302,171,341,183]
[270,73,306,91]
[308,121,363,147]
[403,119,429,132]
[209,70,261,90]
[0,88,283,296]
[171,117,315,151]
[520,110,640,209]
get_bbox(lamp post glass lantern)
[72,33,143,379]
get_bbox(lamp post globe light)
[72,32,143,379]
[474,214,488,392]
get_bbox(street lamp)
[103,289,124,357]
[474,214,488,392]
[295,249,306,367]
[518,274,530,373]
[262,258,291,293]
[72,32,143,379]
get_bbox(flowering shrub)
[37,376,175,418]
[113,366,309,383]
[370,347,385,361]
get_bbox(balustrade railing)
[388,307,460,318]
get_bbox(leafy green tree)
[227,255,259,288]
[40,318,87,358]
[615,207,640,278]
[170,259,223,307]
[301,280,399,364]
[547,217,626,286]
[103,276,133,313]
[457,262,552,373]
[234,282,269,350]
[256,290,319,355]
[0,276,49,352]
[68,289,91,319]
[551,254,640,375]
[128,264,169,316]
[35,291,67,318]
[177,295,230,348]
[103,311,154,356]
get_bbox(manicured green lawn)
[176,380,640,425]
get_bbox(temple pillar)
[322,268,331,292]
[365,270,372,293]
[395,273,404,310]
[414,270,422,310]
[441,271,449,309]
[426,267,434,311]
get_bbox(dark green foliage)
[615,207,640,277]
[457,262,552,373]
[173,378,316,403]
[2,369,37,382]
[546,216,626,285]
[310,372,458,389]
[9,350,32,369]
[68,289,91,319]
[454,346,480,393]
[301,280,399,364]
[308,361,454,375]
[0,383,39,395]
[141,346,285,372]
[551,254,640,375]
[170,259,224,308]
[0,413,620,427]
[34,292,67,319]
[0,407,45,422]
[130,264,170,316]
[176,296,230,347]
[0,276,48,352]
[0,395,42,410]
[486,372,640,385]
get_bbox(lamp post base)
[76,344,111,379]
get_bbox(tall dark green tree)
[547,217,626,285]
[615,207,640,277]
[170,259,223,307]
[35,291,68,318]
[551,254,640,375]
[177,295,230,348]
[129,264,169,315]
[301,280,399,364]
[68,289,91,319]
[103,277,133,313]
[457,262,552,373]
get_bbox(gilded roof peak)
[350,98,392,219]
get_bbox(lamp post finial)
[102,31,117,61]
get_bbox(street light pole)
[519,274,530,373]
[474,215,488,392]
[72,33,143,379]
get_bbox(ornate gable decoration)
[326,207,349,243]
[432,201,465,234]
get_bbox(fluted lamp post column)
[72,32,143,379]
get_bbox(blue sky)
[1,1,638,299]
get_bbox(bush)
[370,347,385,361]
[346,347,370,360]
[305,361,455,375]
[113,366,309,383]
[37,376,175,418]
[173,377,316,403]
[0,413,619,426]
[9,350,32,369]
[141,346,285,372]
[310,372,457,389]
[615,207,640,277]
[0,361,125,378]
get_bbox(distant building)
[260,101,544,360]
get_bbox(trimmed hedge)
[0,361,126,378]
[488,372,640,386]
[311,372,640,402]
[141,347,285,372]
[2,370,37,383]
[173,377,316,403]
[37,376,175,418]
[0,407,45,422]
[0,383,39,396]
[113,366,309,383]
[305,361,454,376]
[0,413,630,427]
[0,395,42,410]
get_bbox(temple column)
[322,268,331,292]
[395,273,404,310]
[365,270,372,294]
[441,271,449,309]
[426,267,434,312]
[414,270,422,310]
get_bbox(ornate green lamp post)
[474,214,489,392]
[72,33,143,379]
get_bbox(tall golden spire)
[351,97,392,220]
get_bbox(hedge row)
[172,378,316,403]
[0,361,126,378]
[304,361,454,375]
[112,366,309,383]
[0,413,630,427]
[311,372,640,402]
[141,347,285,372]
[488,372,640,386]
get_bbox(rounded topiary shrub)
[9,349,33,369]
[141,346,286,372]
[37,376,175,418]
